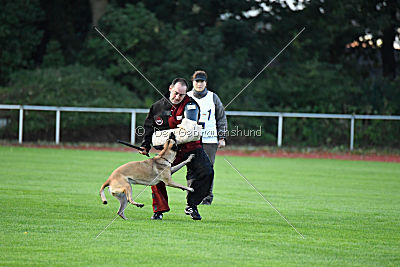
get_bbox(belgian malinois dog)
[99,133,194,219]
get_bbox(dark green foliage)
[41,40,65,68]
[4,65,139,107]
[0,65,140,141]
[355,120,400,148]
[0,0,399,147]
[37,0,92,64]
[283,118,351,147]
[0,0,44,84]
[82,3,165,100]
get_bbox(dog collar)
[160,156,173,165]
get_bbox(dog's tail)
[99,180,110,205]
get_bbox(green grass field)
[0,146,399,266]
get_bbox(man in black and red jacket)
[139,78,214,220]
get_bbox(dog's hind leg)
[124,184,144,208]
[116,193,128,220]
[99,180,110,204]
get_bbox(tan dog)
[99,133,194,219]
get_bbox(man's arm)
[213,93,228,141]
[140,105,155,153]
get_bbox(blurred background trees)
[0,0,399,147]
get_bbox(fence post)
[55,109,60,144]
[131,111,136,144]
[277,114,283,147]
[350,114,355,151]
[19,106,24,144]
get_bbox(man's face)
[193,79,207,92]
[169,82,187,104]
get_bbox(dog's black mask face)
[169,132,178,151]
[169,132,176,141]
[171,143,178,151]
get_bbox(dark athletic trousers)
[151,147,214,213]
[201,143,218,202]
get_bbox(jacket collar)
[192,88,208,99]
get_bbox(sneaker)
[184,206,202,220]
[151,212,163,220]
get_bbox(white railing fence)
[1,104,400,150]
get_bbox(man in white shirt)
[187,70,228,205]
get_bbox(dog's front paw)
[188,187,194,192]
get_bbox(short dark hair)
[171,77,189,88]
[191,70,207,81]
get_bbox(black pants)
[184,147,214,206]
[202,143,218,165]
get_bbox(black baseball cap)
[194,73,207,81]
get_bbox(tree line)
[0,0,399,148]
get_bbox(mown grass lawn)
[0,146,399,266]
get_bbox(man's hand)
[139,147,150,157]
[218,139,226,149]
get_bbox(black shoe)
[184,206,202,220]
[151,212,163,220]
